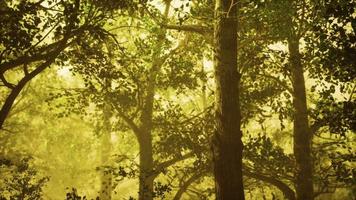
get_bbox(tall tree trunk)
[99,105,113,200]
[138,68,156,200]
[212,0,245,199]
[288,36,314,200]
[137,2,171,200]
[138,129,154,200]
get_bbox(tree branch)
[0,27,85,74]
[152,152,195,179]
[173,169,208,200]
[160,34,191,65]
[348,83,355,102]
[256,73,293,94]
[244,169,296,200]
[110,103,141,138]
[163,24,212,35]
[0,74,14,89]
[0,47,64,129]
[0,30,76,129]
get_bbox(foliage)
[0,156,49,200]
[311,99,356,136]
[244,134,294,178]
[1,0,355,199]
[306,0,356,82]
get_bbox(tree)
[250,0,356,199]
[0,0,132,129]
[211,0,245,199]
[55,1,207,199]
[288,25,314,200]
[248,1,313,198]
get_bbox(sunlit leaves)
[0,157,49,200]
[311,99,356,137]
[157,51,205,93]
[244,134,294,179]
[0,1,44,59]
[153,100,213,159]
[306,0,356,82]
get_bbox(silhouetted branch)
[244,168,296,200]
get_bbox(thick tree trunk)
[212,0,245,199]
[99,106,113,200]
[288,37,314,200]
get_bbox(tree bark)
[288,36,314,200]
[212,0,245,199]
[137,2,171,199]
[99,105,113,200]
[138,129,154,200]
[137,75,155,200]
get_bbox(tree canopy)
[0,0,355,200]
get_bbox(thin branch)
[160,33,191,65]
[0,74,14,89]
[348,83,355,102]
[163,24,212,35]
[152,152,195,179]
[226,0,238,17]
[110,103,141,138]
[173,169,208,200]
[107,25,147,32]
[177,105,213,125]
[0,48,63,129]
[0,35,72,74]
[27,18,62,52]
[256,73,293,94]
